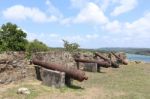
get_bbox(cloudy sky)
[0,0,150,48]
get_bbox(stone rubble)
[0,52,35,84]
[17,87,30,95]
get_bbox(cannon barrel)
[94,52,119,68]
[95,52,110,62]
[111,52,128,65]
[32,59,88,82]
[74,58,111,67]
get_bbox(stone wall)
[32,51,76,69]
[0,51,76,85]
[0,52,35,84]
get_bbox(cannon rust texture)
[74,58,111,68]
[111,52,128,65]
[32,59,88,82]
[94,52,119,68]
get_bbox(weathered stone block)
[34,65,42,81]
[65,75,73,86]
[40,67,65,88]
[83,63,97,72]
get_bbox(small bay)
[127,54,150,63]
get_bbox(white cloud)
[105,12,150,37]
[73,2,108,24]
[111,0,138,16]
[60,18,72,25]
[70,0,89,9]
[2,5,58,23]
[60,2,108,25]
[101,12,150,47]
[45,0,62,18]
[125,12,150,38]
[26,30,100,47]
[85,34,99,39]
[100,0,110,11]
[104,20,122,33]
[49,33,59,38]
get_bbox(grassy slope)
[1,62,150,99]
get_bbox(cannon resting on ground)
[111,52,128,65]
[94,52,119,68]
[32,59,88,82]
[74,58,111,68]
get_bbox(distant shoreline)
[127,53,150,63]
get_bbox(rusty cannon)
[32,59,88,82]
[94,52,119,68]
[111,52,128,65]
[74,58,111,68]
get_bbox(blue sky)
[0,0,150,48]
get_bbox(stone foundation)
[35,65,72,88]
[83,63,98,72]
[40,68,65,88]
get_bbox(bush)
[26,39,49,58]
[63,40,80,53]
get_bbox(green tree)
[26,39,49,53]
[0,22,27,51]
[63,40,80,52]
[26,39,49,59]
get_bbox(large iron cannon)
[111,52,128,65]
[32,59,88,82]
[74,58,111,68]
[94,52,119,68]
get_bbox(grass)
[1,62,150,99]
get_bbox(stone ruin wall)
[0,51,127,84]
[32,51,77,69]
[0,52,35,84]
[0,51,77,84]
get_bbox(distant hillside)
[97,48,150,56]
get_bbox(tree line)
[0,22,80,55]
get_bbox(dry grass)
[0,62,150,99]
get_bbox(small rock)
[17,87,30,95]
[135,61,141,64]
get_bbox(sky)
[0,0,150,48]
